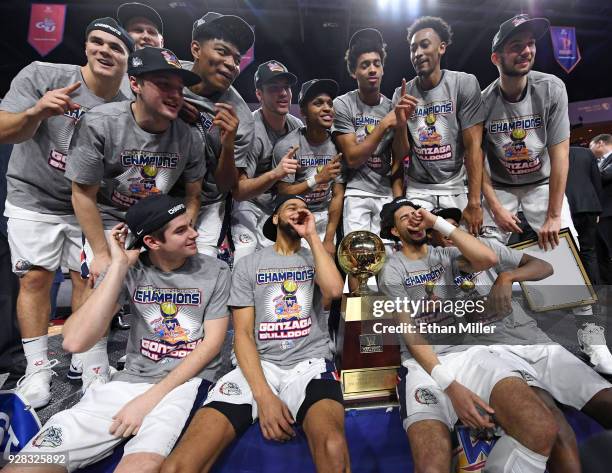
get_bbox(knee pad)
[484,435,548,473]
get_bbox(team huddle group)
[2,2,612,472]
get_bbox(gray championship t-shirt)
[391,70,484,194]
[272,127,343,212]
[449,239,552,346]
[242,108,303,213]
[65,101,205,224]
[482,70,570,187]
[378,246,468,362]
[1,62,128,217]
[176,61,255,204]
[229,245,332,368]
[333,90,394,197]
[114,253,231,384]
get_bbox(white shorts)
[405,190,468,212]
[7,216,82,275]
[490,345,611,410]
[231,200,273,263]
[19,378,206,472]
[397,346,523,431]
[195,200,226,257]
[343,194,394,248]
[203,358,339,421]
[481,183,578,244]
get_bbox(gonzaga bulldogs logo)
[32,426,63,448]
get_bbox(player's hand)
[214,103,239,149]
[289,208,317,240]
[462,203,483,236]
[110,390,160,438]
[179,100,199,124]
[491,205,523,234]
[445,381,495,430]
[410,207,437,231]
[538,216,561,251]
[89,252,111,288]
[317,154,342,184]
[29,82,81,120]
[486,273,513,318]
[394,78,418,127]
[257,391,295,442]
[109,223,140,267]
[272,146,300,180]
[322,238,336,257]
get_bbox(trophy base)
[336,294,400,404]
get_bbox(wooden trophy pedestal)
[336,294,400,403]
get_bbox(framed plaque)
[510,228,597,312]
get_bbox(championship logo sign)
[550,26,581,74]
[28,4,67,57]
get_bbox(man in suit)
[566,146,603,284]
[590,134,612,284]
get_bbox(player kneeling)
[161,195,349,473]
[6,195,230,473]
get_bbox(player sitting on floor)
[6,195,231,473]
[161,195,349,473]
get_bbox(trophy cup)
[335,231,401,403]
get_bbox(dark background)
[1,0,610,105]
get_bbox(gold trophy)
[335,231,400,402]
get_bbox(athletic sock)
[484,435,548,473]
[22,335,49,373]
[77,337,110,378]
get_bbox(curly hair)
[406,16,453,46]
[344,38,387,75]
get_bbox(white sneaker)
[577,323,612,375]
[67,356,83,380]
[81,365,116,394]
[15,359,59,409]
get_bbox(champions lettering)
[133,286,202,305]
[412,101,453,118]
[355,115,380,127]
[258,317,312,340]
[404,265,445,287]
[488,115,543,134]
[299,156,332,167]
[121,151,179,168]
[256,267,315,285]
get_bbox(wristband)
[433,216,456,238]
[431,363,455,391]
[306,175,318,189]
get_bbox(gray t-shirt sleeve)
[332,97,355,135]
[234,106,255,170]
[228,256,254,307]
[182,127,207,182]
[457,74,485,130]
[204,263,231,319]
[379,260,407,299]
[64,113,106,185]
[546,82,570,146]
[243,134,263,178]
[0,63,41,113]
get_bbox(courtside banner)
[550,26,581,74]
[28,3,67,57]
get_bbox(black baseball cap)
[254,60,297,89]
[492,14,550,52]
[432,207,462,224]
[192,12,254,55]
[379,197,421,240]
[263,195,308,242]
[127,46,201,87]
[298,79,339,107]
[126,194,187,249]
[349,28,383,49]
[86,17,134,53]
[117,2,163,35]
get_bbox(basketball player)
[378,198,560,473]
[0,18,133,408]
[5,195,230,473]
[391,16,485,235]
[161,195,348,473]
[274,79,345,255]
[231,60,302,262]
[480,14,612,374]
